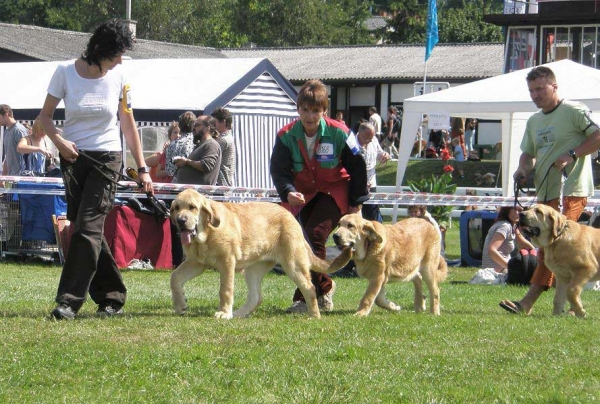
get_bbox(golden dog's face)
[170,189,220,246]
[333,213,383,259]
[519,204,565,248]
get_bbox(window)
[505,27,536,72]
[541,25,600,69]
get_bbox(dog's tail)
[310,247,354,274]
[437,255,448,283]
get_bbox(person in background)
[335,111,345,125]
[154,121,180,183]
[174,116,222,186]
[210,107,236,187]
[428,129,446,156]
[0,104,28,176]
[356,121,389,222]
[451,137,465,179]
[450,117,466,157]
[17,117,54,176]
[164,111,196,182]
[39,19,152,320]
[499,65,600,315]
[464,118,477,159]
[482,206,535,274]
[368,106,383,140]
[383,106,400,159]
[270,79,368,313]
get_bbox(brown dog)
[332,214,447,316]
[519,204,600,317]
[169,189,351,319]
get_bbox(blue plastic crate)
[459,210,498,267]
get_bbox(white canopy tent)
[396,60,600,196]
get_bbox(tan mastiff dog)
[332,214,447,316]
[519,204,600,317]
[170,189,352,319]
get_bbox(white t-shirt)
[47,61,126,151]
[369,113,382,135]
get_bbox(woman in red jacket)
[270,79,369,313]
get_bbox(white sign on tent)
[427,112,450,130]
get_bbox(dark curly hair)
[210,107,233,130]
[82,19,134,72]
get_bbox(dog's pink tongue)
[180,230,193,246]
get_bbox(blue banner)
[425,0,439,61]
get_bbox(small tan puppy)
[332,214,447,316]
[170,189,351,319]
[519,204,600,317]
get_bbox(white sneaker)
[318,280,336,312]
[285,300,307,313]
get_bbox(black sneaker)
[97,304,124,317]
[51,304,76,320]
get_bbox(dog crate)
[0,183,67,263]
[459,210,498,267]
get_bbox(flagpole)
[422,0,438,157]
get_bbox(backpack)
[506,249,538,285]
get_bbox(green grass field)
[1,223,600,403]
[2,159,599,403]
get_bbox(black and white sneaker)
[97,304,124,317]
[51,304,76,320]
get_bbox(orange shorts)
[529,196,587,288]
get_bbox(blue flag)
[425,0,439,61]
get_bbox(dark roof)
[222,43,504,83]
[0,22,225,61]
[0,22,504,83]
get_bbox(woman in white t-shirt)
[481,206,535,273]
[39,19,152,320]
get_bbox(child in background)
[452,137,465,179]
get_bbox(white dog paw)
[354,310,370,317]
[389,304,401,312]
[214,311,233,319]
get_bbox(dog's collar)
[556,222,568,239]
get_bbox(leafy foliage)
[383,0,503,44]
[407,172,457,229]
[0,0,502,47]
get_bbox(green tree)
[134,0,247,47]
[384,0,428,44]
[384,0,503,44]
[438,0,503,43]
[234,0,371,47]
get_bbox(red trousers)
[292,193,341,301]
[530,196,587,288]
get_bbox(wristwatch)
[137,166,150,174]
[568,150,577,161]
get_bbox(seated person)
[428,129,445,155]
[145,121,180,183]
[481,206,535,274]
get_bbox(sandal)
[499,300,524,314]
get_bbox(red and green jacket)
[270,116,368,215]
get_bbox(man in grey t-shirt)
[174,116,222,186]
[0,104,28,176]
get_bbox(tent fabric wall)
[218,72,298,189]
[396,60,600,196]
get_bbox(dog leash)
[514,164,568,209]
[77,151,170,218]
